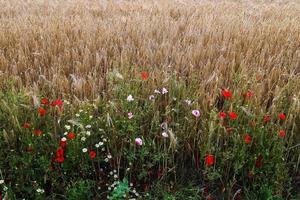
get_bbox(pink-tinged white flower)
[160,122,167,129]
[149,95,155,101]
[162,132,169,138]
[154,89,161,94]
[128,112,134,119]
[192,110,200,117]
[162,88,168,94]
[135,138,143,146]
[184,99,192,106]
[127,95,134,102]
[61,137,67,142]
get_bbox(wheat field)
[1,0,300,104]
[1,0,300,198]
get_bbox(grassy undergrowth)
[0,68,299,199]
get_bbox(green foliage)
[0,71,299,199]
[109,178,129,200]
[66,180,94,200]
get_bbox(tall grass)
[0,0,299,102]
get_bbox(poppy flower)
[279,130,286,138]
[256,74,263,81]
[34,129,42,136]
[263,115,271,123]
[255,155,263,168]
[141,71,149,81]
[22,122,30,129]
[244,134,252,144]
[67,132,75,140]
[38,107,47,117]
[219,112,226,119]
[40,98,49,105]
[192,110,200,118]
[51,99,63,107]
[222,89,232,98]
[89,150,97,159]
[56,148,64,157]
[279,113,286,120]
[59,137,67,148]
[205,154,215,166]
[245,90,254,98]
[55,156,64,163]
[229,112,237,120]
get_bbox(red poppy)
[205,154,215,166]
[244,134,252,144]
[279,113,286,120]
[38,107,47,117]
[256,74,263,81]
[141,71,149,81]
[22,122,30,129]
[255,155,263,168]
[55,156,65,163]
[41,98,49,105]
[51,99,63,107]
[56,148,64,157]
[34,129,42,136]
[89,150,97,159]
[263,115,271,123]
[222,89,232,98]
[219,112,226,119]
[59,140,67,148]
[279,130,286,138]
[229,112,237,120]
[67,132,75,140]
[245,90,254,98]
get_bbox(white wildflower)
[85,125,91,129]
[161,87,168,94]
[127,95,134,102]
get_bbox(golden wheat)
[0,0,299,113]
